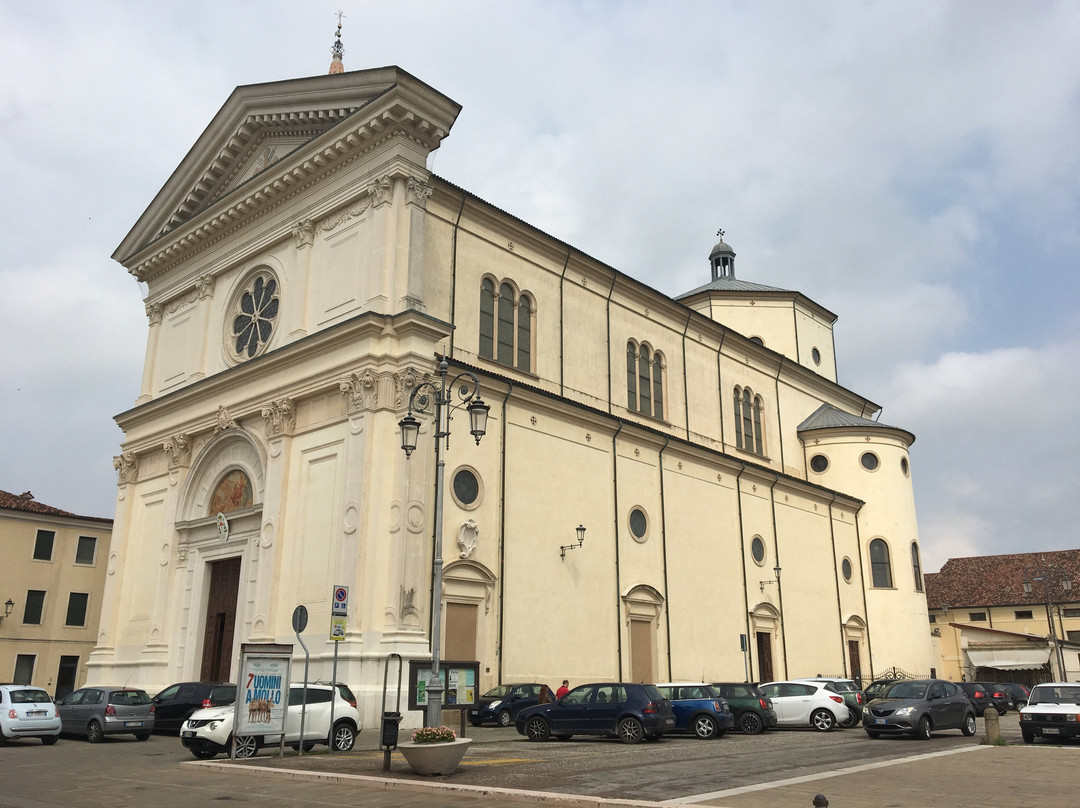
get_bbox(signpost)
[328,585,348,742]
[292,606,309,755]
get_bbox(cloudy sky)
[2,1,1077,572]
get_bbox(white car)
[0,684,61,745]
[759,680,850,731]
[180,682,361,759]
[1019,682,1080,744]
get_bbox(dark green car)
[711,682,777,734]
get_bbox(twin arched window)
[733,386,765,456]
[627,341,664,418]
[480,278,532,371]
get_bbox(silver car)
[57,686,155,742]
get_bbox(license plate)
[1042,727,1060,735]
[27,710,47,717]
[181,730,196,738]
[124,721,143,727]
[875,718,886,724]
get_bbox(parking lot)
[1,712,1078,807]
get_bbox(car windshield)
[10,689,51,704]
[1028,685,1080,705]
[110,689,151,705]
[482,685,513,699]
[883,681,928,700]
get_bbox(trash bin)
[381,711,402,748]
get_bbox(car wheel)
[997,708,1007,716]
[866,730,880,739]
[331,721,356,752]
[87,720,105,744]
[1015,700,1027,710]
[233,735,260,758]
[840,707,860,728]
[810,709,836,732]
[524,716,550,742]
[191,746,219,760]
[498,709,513,727]
[692,714,718,739]
[916,716,932,741]
[41,736,59,746]
[961,714,977,737]
[737,711,765,734]
[134,732,151,741]
[1022,731,1034,744]
[617,716,645,744]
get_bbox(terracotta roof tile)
[0,489,113,524]
[924,550,1080,609]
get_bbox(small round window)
[749,336,764,346]
[861,452,879,471]
[841,557,853,582]
[751,536,766,564]
[811,347,821,365]
[810,454,829,473]
[900,457,910,477]
[628,507,649,542]
[451,467,481,509]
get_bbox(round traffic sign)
[291,604,308,633]
[334,587,348,603]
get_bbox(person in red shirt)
[556,680,570,699]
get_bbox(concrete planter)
[397,737,472,775]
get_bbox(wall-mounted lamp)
[0,598,14,625]
[560,525,586,560]
[759,564,782,592]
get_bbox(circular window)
[810,454,829,473]
[811,347,821,365]
[451,467,481,509]
[226,270,280,361]
[841,557,853,582]
[861,452,879,471]
[628,507,649,542]
[749,336,764,346]
[900,457,910,477]
[751,536,766,564]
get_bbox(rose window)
[231,274,279,359]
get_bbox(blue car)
[468,683,551,727]
[515,682,675,744]
[656,683,734,739]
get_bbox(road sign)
[332,585,349,616]
[330,616,346,641]
[291,604,308,633]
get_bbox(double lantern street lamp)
[398,356,489,728]
[1023,564,1072,679]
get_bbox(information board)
[407,660,480,712]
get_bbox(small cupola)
[709,229,736,281]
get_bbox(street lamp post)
[399,356,489,728]
[1024,563,1072,679]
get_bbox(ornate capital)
[145,302,163,326]
[292,219,316,249]
[370,175,393,207]
[260,398,296,437]
[162,433,192,468]
[340,370,379,413]
[405,177,432,209]
[113,452,139,484]
[394,367,426,410]
[213,406,239,434]
[195,275,215,299]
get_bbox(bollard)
[983,707,1001,744]
[813,795,829,807]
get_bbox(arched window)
[733,386,765,456]
[479,278,532,371]
[627,341,664,418]
[869,539,893,588]
[911,542,924,592]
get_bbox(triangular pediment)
[114,66,460,267]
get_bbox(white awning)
[966,648,1052,670]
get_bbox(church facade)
[89,66,931,726]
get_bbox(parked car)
[759,680,850,731]
[152,682,236,734]
[515,682,675,744]
[1000,682,1031,710]
[180,682,360,759]
[0,684,61,745]
[1019,682,1080,744]
[655,683,734,739]
[956,682,995,717]
[862,679,976,740]
[986,684,1013,714]
[468,683,551,727]
[711,682,778,734]
[56,686,155,742]
[795,678,865,727]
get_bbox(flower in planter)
[411,725,457,744]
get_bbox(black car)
[711,682,778,734]
[986,684,1013,714]
[863,679,976,740]
[468,683,551,727]
[152,682,235,734]
[515,682,675,744]
[956,682,995,717]
[1000,682,1031,710]
[864,678,899,701]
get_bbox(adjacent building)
[87,59,932,726]
[0,490,112,697]
[926,550,1080,685]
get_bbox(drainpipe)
[557,247,572,396]
[604,275,618,415]
[447,191,467,355]
[735,463,753,679]
[825,493,846,676]
[680,311,692,441]
[769,475,789,679]
[658,437,672,681]
[773,358,786,472]
[496,381,514,684]
[853,511,875,681]
[611,422,624,679]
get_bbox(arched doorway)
[622,585,665,684]
[750,603,781,682]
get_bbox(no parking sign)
[332,585,349,616]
